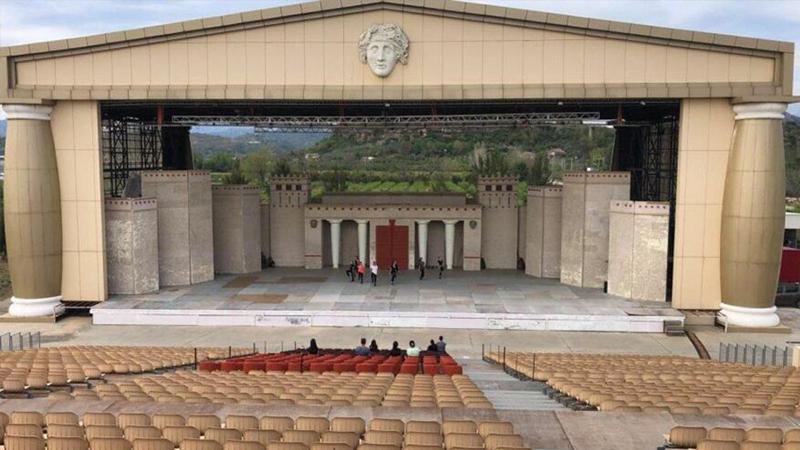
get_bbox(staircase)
[459,358,565,411]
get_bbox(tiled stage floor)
[91,268,683,331]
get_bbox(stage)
[91,269,683,332]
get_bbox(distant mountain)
[191,126,255,138]
[788,113,799,124]
[0,120,6,137]
[190,130,329,155]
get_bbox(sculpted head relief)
[358,24,409,77]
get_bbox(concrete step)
[460,358,565,411]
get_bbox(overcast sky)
[0,0,797,116]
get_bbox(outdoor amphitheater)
[0,0,799,449]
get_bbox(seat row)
[1,346,250,398]
[0,412,529,450]
[667,425,800,450]
[51,372,492,409]
[486,351,800,416]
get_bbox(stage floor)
[91,268,683,332]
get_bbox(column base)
[719,302,780,328]
[8,295,65,318]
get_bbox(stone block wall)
[270,175,308,267]
[141,170,214,286]
[478,176,518,269]
[526,186,562,278]
[104,198,159,295]
[608,201,670,301]
[517,205,527,262]
[212,185,262,274]
[463,218,482,271]
[560,172,631,288]
[260,203,270,262]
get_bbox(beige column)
[356,219,368,263]
[719,103,787,327]
[330,219,342,269]
[444,220,458,270]
[2,104,64,317]
[416,220,430,266]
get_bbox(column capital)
[443,219,459,225]
[1,104,53,121]
[355,219,369,225]
[328,219,343,225]
[733,103,787,121]
[416,219,430,225]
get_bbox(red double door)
[375,221,408,271]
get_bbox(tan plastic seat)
[745,428,783,444]
[118,415,151,429]
[223,442,266,450]
[694,439,740,450]
[86,427,125,441]
[187,417,222,434]
[10,412,44,427]
[84,414,118,428]
[5,435,46,450]
[363,432,403,448]
[405,423,440,435]
[132,439,174,450]
[785,429,800,443]
[708,428,747,443]
[267,444,309,450]
[282,431,320,447]
[330,419,365,436]
[404,433,442,447]
[243,431,282,447]
[356,445,399,450]
[46,413,81,427]
[320,432,359,449]
[444,434,483,450]
[48,437,90,450]
[205,428,243,445]
[49,425,86,439]
[260,418,294,433]
[782,443,800,450]
[739,442,780,450]
[669,426,708,447]
[442,422,477,436]
[0,412,9,427]
[163,427,201,446]
[310,445,349,450]
[152,415,186,431]
[225,416,259,432]
[124,426,162,442]
[296,418,330,434]
[484,434,523,450]
[368,421,403,435]
[180,439,223,450]
[6,424,43,438]
[89,437,133,450]
[478,423,514,439]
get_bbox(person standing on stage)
[390,259,399,285]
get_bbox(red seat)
[265,362,288,371]
[377,363,399,374]
[440,356,458,365]
[423,364,440,375]
[198,361,220,372]
[309,362,332,373]
[333,363,356,373]
[287,361,303,372]
[442,365,462,375]
[399,365,418,375]
[220,361,243,372]
[355,363,378,373]
[242,361,265,372]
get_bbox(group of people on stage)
[344,257,446,286]
[304,336,447,357]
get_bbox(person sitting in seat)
[308,338,319,355]
[406,340,420,357]
[426,339,438,352]
[369,339,379,353]
[436,336,447,354]
[355,338,370,356]
[388,341,402,356]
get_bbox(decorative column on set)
[356,220,368,264]
[416,220,429,265]
[329,219,342,269]
[444,220,458,270]
[719,102,788,327]
[2,104,64,317]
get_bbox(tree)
[527,152,551,186]
[224,157,247,185]
[240,148,274,191]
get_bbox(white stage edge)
[90,308,681,332]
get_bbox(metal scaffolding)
[102,119,163,197]
[170,111,604,132]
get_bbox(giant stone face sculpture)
[358,24,409,77]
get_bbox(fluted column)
[416,220,430,265]
[719,102,787,327]
[329,219,342,269]
[444,220,458,270]
[356,219,368,264]
[2,104,64,317]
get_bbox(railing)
[718,342,789,366]
[0,332,42,351]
